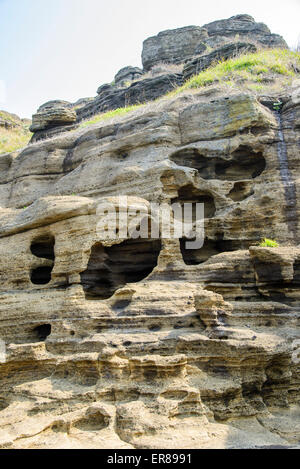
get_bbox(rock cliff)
[30,14,288,142]
[0,15,300,450]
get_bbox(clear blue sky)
[0,0,299,118]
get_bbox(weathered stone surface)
[183,42,257,81]
[202,14,287,49]
[77,73,183,121]
[142,15,287,72]
[1,79,300,448]
[29,14,289,142]
[142,26,208,71]
[114,66,144,87]
[30,101,77,132]
[179,93,275,143]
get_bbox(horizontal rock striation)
[29,14,288,142]
[183,42,257,81]
[114,66,144,87]
[76,73,183,122]
[0,79,300,448]
[142,25,208,71]
[30,101,77,132]
[142,14,287,71]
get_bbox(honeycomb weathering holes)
[30,235,55,285]
[30,235,55,260]
[80,239,162,300]
[170,145,266,181]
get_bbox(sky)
[0,0,299,118]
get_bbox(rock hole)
[31,266,53,285]
[73,411,109,432]
[148,324,161,331]
[170,145,266,181]
[215,146,266,180]
[80,239,161,300]
[30,235,55,285]
[180,238,238,265]
[33,324,51,341]
[30,236,55,260]
[172,185,216,219]
[228,181,254,202]
[170,148,216,179]
[0,398,9,411]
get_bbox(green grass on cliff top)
[2,48,298,151]
[176,48,300,92]
[79,49,300,130]
[79,104,143,128]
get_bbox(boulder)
[202,14,287,48]
[142,15,287,72]
[30,100,77,132]
[142,26,209,71]
[114,66,144,87]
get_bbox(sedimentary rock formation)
[0,76,300,448]
[183,42,257,81]
[29,14,288,142]
[142,25,209,71]
[202,14,287,49]
[142,14,287,71]
[30,101,77,132]
[76,73,183,122]
[30,101,78,141]
[114,66,144,87]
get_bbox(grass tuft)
[79,104,143,128]
[177,49,300,93]
[259,238,279,248]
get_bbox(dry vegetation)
[0,111,32,154]
[79,48,300,130]
[177,48,300,94]
[3,48,300,152]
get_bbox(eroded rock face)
[30,101,77,132]
[202,14,287,48]
[114,66,144,87]
[183,42,257,81]
[142,14,287,71]
[0,83,300,448]
[142,25,208,71]
[77,73,183,122]
[29,14,289,142]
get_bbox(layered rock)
[183,42,257,81]
[114,66,144,87]
[77,73,183,122]
[142,14,287,71]
[202,14,287,49]
[0,79,300,448]
[29,14,289,142]
[142,25,209,71]
[30,101,78,140]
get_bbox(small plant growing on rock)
[259,238,279,248]
[273,100,283,112]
